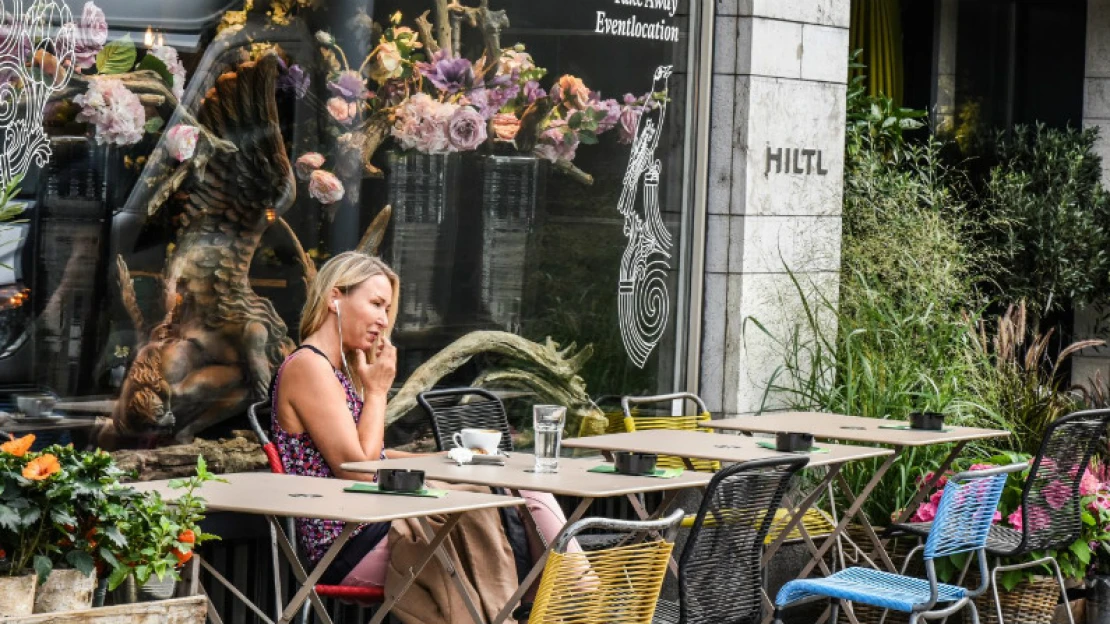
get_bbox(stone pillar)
[1076,0,1110,387]
[934,0,959,134]
[700,0,849,415]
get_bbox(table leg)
[418,516,487,624]
[762,464,844,565]
[625,489,685,578]
[368,514,467,624]
[272,517,354,624]
[833,472,897,572]
[796,453,899,581]
[199,557,278,624]
[490,497,595,624]
[890,442,966,526]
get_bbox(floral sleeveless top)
[271,346,378,565]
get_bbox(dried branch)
[116,255,146,335]
[357,205,393,255]
[553,158,594,185]
[415,11,440,55]
[434,0,453,54]
[447,0,510,81]
[360,114,391,178]
[273,217,316,289]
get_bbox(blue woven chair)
[773,463,1026,624]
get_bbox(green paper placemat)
[877,425,953,433]
[588,465,684,479]
[755,441,830,454]
[344,483,448,498]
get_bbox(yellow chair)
[529,510,684,624]
[620,393,721,472]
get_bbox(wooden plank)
[4,596,206,624]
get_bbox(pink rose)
[618,106,641,144]
[1007,508,1024,532]
[447,107,487,152]
[165,124,198,162]
[73,2,107,70]
[295,153,326,181]
[327,97,357,125]
[308,170,345,204]
[553,75,590,110]
[490,113,521,141]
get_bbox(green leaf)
[136,54,174,89]
[144,117,165,133]
[1083,510,1096,526]
[96,35,137,75]
[65,550,96,577]
[107,564,130,591]
[1070,540,1091,565]
[568,112,583,129]
[135,564,150,584]
[0,503,19,530]
[578,130,598,145]
[102,525,126,548]
[33,555,53,584]
[50,508,77,527]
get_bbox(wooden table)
[343,453,713,624]
[133,472,524,624]
[704,413,1010,536]
[562,429,897,624]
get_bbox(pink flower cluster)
[391,93,487,154]
[150,44,187,100]
[74,77,146,146]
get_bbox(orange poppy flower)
[22,454,61,480]
[1,434,35,457]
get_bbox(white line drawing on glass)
[618,65,673,369]
[0,0,76,189]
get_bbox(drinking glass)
[532,405,566,473]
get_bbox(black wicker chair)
[417,387,514,453]
[890,408,1110,624]
[654,455,810,624]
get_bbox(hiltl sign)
[765,146,830,176]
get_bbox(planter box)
[0,596,206,624]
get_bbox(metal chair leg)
[965,600,980,624]
[1047,557,1075,624]
[990,565,1004,624]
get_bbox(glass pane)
[0,0,700,445]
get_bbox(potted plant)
[106,456,222,601]
[0,436,131,614]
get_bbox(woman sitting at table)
[270,251,573,622]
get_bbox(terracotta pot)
[33,568,96,613]
[0,573,37,617]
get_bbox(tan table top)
[130,472,524,524]
[342,453,714,498]
[704,412,1010,447]
[561,429,894,467]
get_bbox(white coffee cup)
[452,428,502,455]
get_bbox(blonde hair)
[299,251,400,342]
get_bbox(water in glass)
[533,405,566,473]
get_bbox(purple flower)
[535,120,579,162]
[523,81,546,104]
[594,98,622,133]
[468,83,520,119]
[327,70,368,101]
[278,64,310,99]
[447,106,487,151]
[417,51,474,94]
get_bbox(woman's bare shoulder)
[279,350,341,398]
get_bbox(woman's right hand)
[357,338,396,396]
